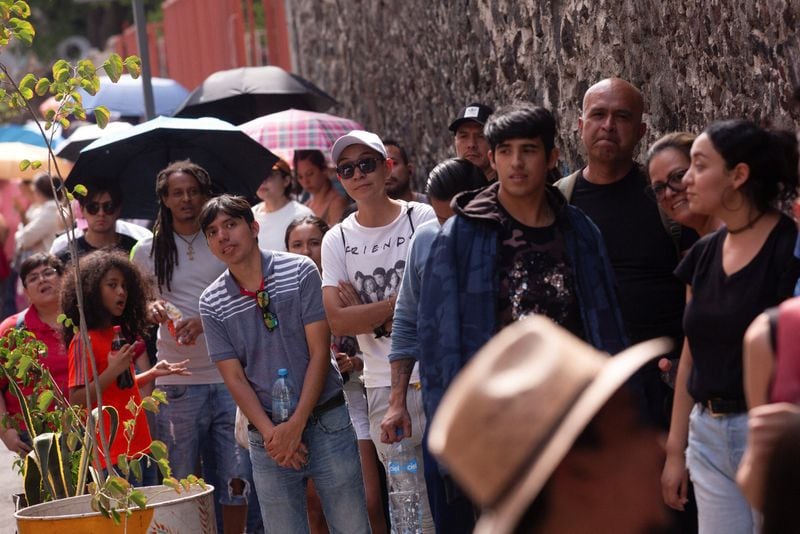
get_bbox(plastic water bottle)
[271,368,296,423]
[111,325,134,389]
[387,430,422,534]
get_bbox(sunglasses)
[256,289,279,332]
[646,168,688,202]
[84,201,119,215]
[336,157,383,179]
[24,267,59,286]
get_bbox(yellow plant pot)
[14,484,216,533]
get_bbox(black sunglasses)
[646,168,688,202]
[84,201,119,215]
[256,289,279,332]
[336,157,383,179]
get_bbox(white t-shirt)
[252,200,314,252]
[321,201,436,388]
[131,232,227,385]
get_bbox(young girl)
[62,250,188,482]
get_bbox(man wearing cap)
[321,130,436,531]
[428,317,672,534]
[450,102,495,181]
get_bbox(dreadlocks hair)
[151,160,214,291]
[60,249,152,346]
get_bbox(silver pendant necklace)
[175,231,201,260]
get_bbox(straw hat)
[428,315,671,533]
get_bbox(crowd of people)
[0,75,799,534]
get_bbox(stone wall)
[288,0,800,178]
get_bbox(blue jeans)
[248,403,370,533]
[687,404,758,534]
[157,383,254,506]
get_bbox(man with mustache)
[450,102,495,182]
[556,80,695,528]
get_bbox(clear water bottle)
[111,325,134,390]
[271,368,296,424]
[387,430,422,534]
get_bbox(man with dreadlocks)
[131,160,259,534]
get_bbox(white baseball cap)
[331,130,387,163]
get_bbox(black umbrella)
[173,66,338,125]
[66,116,278,220]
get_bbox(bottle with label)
[111,325,134,389]
[387,430,422,534]
[271,368,297,424]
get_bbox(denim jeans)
[157,383,255,506]
[248,403,370,534]
[687,404,758,534]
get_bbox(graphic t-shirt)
[495,206,584,337]
[68,327,151,468]
[321,201,436,387]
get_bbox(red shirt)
[0,306,69,419]
[68,327,151,468]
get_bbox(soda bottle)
[271,368,296,424]
[387,430,422,534]
[112,325,134,389]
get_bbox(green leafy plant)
[0,0,204,526]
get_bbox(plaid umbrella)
[241,108,363,164]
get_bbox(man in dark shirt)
[450,102,496,181]
[559,77,690,426]
[57,183,138,264]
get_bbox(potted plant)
[0,2,213,530]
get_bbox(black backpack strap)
[406,204,415,236]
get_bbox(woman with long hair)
[294,150,349,227]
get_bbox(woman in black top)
[661,120,800,533]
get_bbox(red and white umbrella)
[241,108,363,165]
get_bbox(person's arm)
[737,402,800,510]
[0,395,32,455]
[323,286,395,336]
[661,334,695,511]
[69,343,136,407]
[215,358,306,469]
[743,312,775,408]
[267,319,330,464]
[15,209,56,251]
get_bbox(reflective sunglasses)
[24,267,59,286]
[335,157,383,179]
[256,289,279,332]
[84,201,119,215]
[646,168,688,202]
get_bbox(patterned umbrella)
[241,108,363,164]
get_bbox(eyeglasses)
[255,289,279,332]
[84,201,119,215]
[335,157,383,179]
[646,168,688,202]
[24,267,59,286]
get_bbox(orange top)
[68,327,151,469]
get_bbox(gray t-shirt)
[199,250,342,414]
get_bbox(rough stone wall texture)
[288,0,800,178]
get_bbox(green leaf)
[73,184,87,197]
[52,60,70,84]
[163,476,180,490]
[102,54,123,82]
[123,56,142,78]
[117,454,129,476]
[150,389,167,404]
[12,2,31,18]
[111,509,121,525]
[149,440,168,461]
[34,77,49,96]
[130,457,142,482]
[36,390,54,411]
[56,313,67,324]
[30,160,41,170]
[141,398,158,413]
[157,458,170,479]
[94,105,110,128]
[18,159,30,171]
[129,489,147,509]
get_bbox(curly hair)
[151,160,214,292]
[60,249,152,346]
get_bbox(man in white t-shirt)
[131,160,259,534]
[321,130,436,531]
